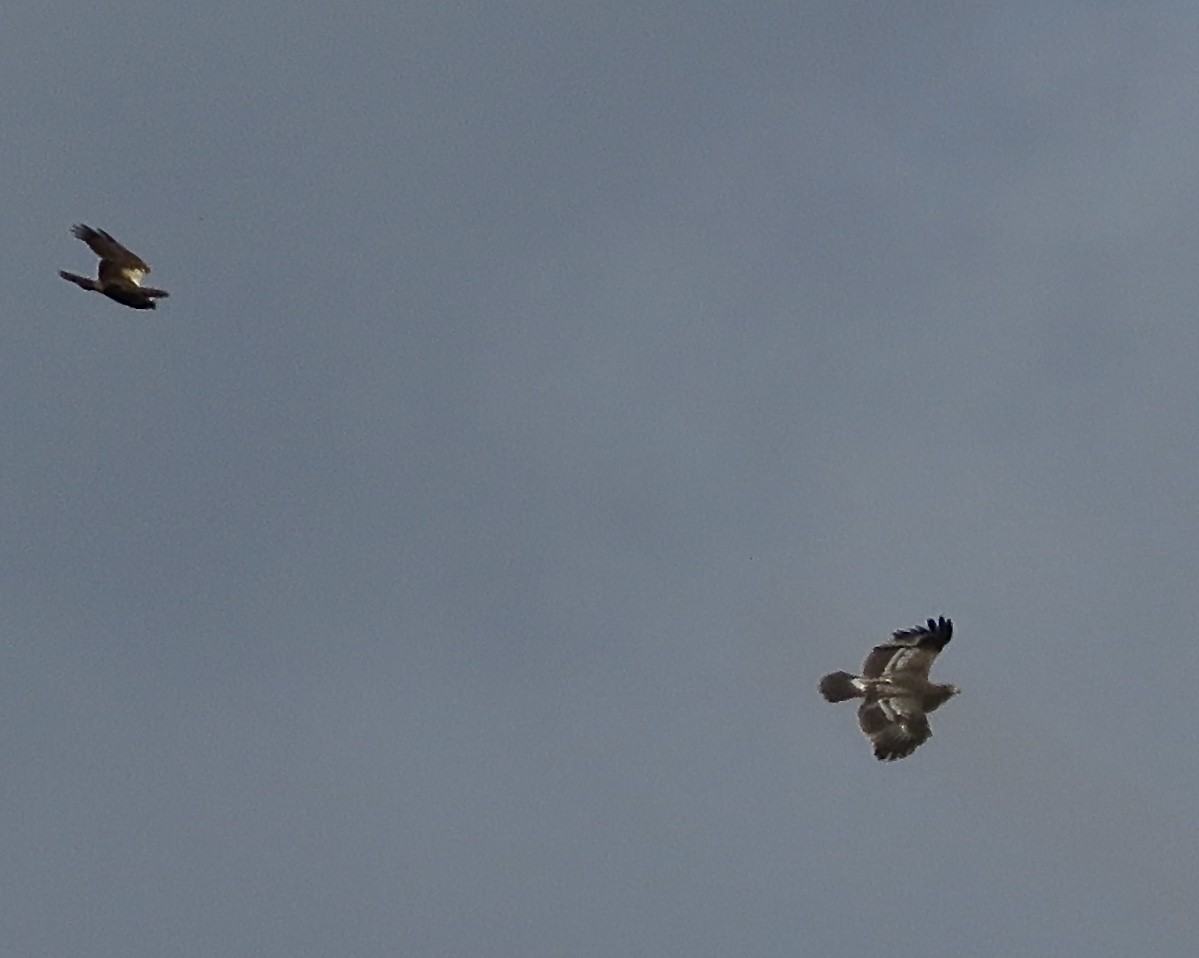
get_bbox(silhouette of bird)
[59,224,169,310]
[819,616,960,761]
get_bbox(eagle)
[59,224,169,310]
[819,616,959,761]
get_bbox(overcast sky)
[4,3,1199,955]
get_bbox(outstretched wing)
[858,696,931,761]
[70,224,150,273]
[860,616,952,680]
[70,224,148,269]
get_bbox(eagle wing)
[70,224,151,287]
[858,696,932,761]
[71,224,148,270]
[860,616,952,680]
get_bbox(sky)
[4,2,1199,955]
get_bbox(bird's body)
[59,224,169,310]
[819,617,959,761]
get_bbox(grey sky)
[4,3,1199,955]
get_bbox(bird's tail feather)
[819,671,861,702]
[59,270,98,291]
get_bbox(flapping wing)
[70,224,150,272]
[860,616,952,680]
[858,696,932,761]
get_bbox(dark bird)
[819,617,959,761]
[59,224,169,310]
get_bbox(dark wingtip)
[892,615,953,649]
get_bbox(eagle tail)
[59,270,98,291]
[819,671,862,703]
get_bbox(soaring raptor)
[819,616,959,761]
[59,224,169,310]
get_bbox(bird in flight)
[59,224,169,310]
[819,616,959,761]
